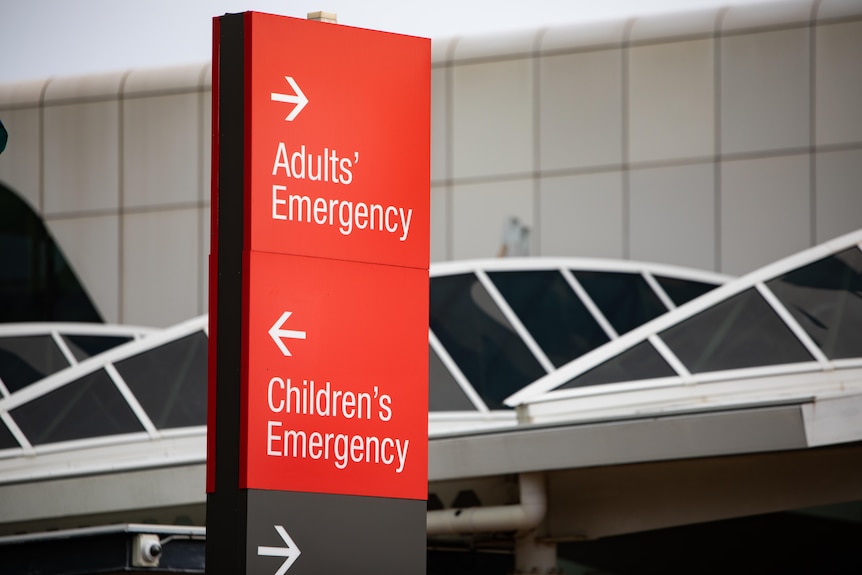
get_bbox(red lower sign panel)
[241,251,428,500]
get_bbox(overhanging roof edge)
[429,402,809,481]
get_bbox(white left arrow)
[258,525,301,575]
[271,76,308,121]
[268,311,306,357]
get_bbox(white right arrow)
[271,76,308,121]
[258,525,301,575]
[269,311,307,357]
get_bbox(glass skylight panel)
[766,247,862,360]
[0,335,69,393]
[429,346,477,412]
[574,271,668,334]
[430,273,545,409]
[10,369,144,445]
[61,334,134,362]
[115,332,208,429]
[655,276,718,307]
[660,288,813,373]
[0,420,19,450]
[487,270,610,367]
[558,341,676,390]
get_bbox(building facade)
[0,0,859,328]
[0,1,861,573]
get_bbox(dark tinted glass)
[62,334,133,362]
[0,420,19,450]
[0,182,102,323]
[558,341,676,390]
[11,369,143,444]
[655,276,718,306]
[430,274,545,409]
[661,288,813,373]
[488,270,610,367]
[0,335,69,392]
[574,271,668,334]
[429,346,477,412]
[115,332,208,428]
[766,247,862,360]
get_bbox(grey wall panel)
[199,205,210,316]
[122,208,200,326]
[628,8,717,42]
[721,0,814,32]
[122,93,199,209]
[815,20,862,147]
[199,88,212,317]
[720,28,810,155]
[46,215,121,323]
[541,19,626,52]
[539,49,623,171]
[815,149,862,243]
[431,184,449,262]
[452,178,533,259]
[43,100,121,215]
[452,58,534,179]
[431,66,449,184]
[538,172,624,258]
[629,39,715,164]
[721,154,811,274]
[630,163,716,269]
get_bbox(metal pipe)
[426,472,546,536]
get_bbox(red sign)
[247,13,429,269]
[208,13,429,574]
[243,251,428,499]
[207,12,430,502]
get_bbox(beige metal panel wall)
[49,214,121,322]
[816,20,862,147]
[42,73,124,215]
[452,178,533,259]
[0,64,211,327]
[119,64,210,326]
[433,0,862,273]
[629,163,715,269]
[629,38,714,164]
[539,48,623,172]
[720,154,812,274]
[430,61,450,262]
[199,64,213,315]
[39,72,124,323]
[2,0,861,325]
[539,172,625,259]
[816,149,862,243]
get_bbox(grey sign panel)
[246,489,426,575]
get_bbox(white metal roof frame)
[506,229,862,409]
[0,315,208,459]
[0,257,730,477]
[0,322,156,398]
[429,257,731,406]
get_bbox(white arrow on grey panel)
[258,524,301,575]
[271,76,308,121]
[269,311,306,356]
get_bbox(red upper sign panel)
[245,13,430,269]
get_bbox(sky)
[0,0,785,83]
